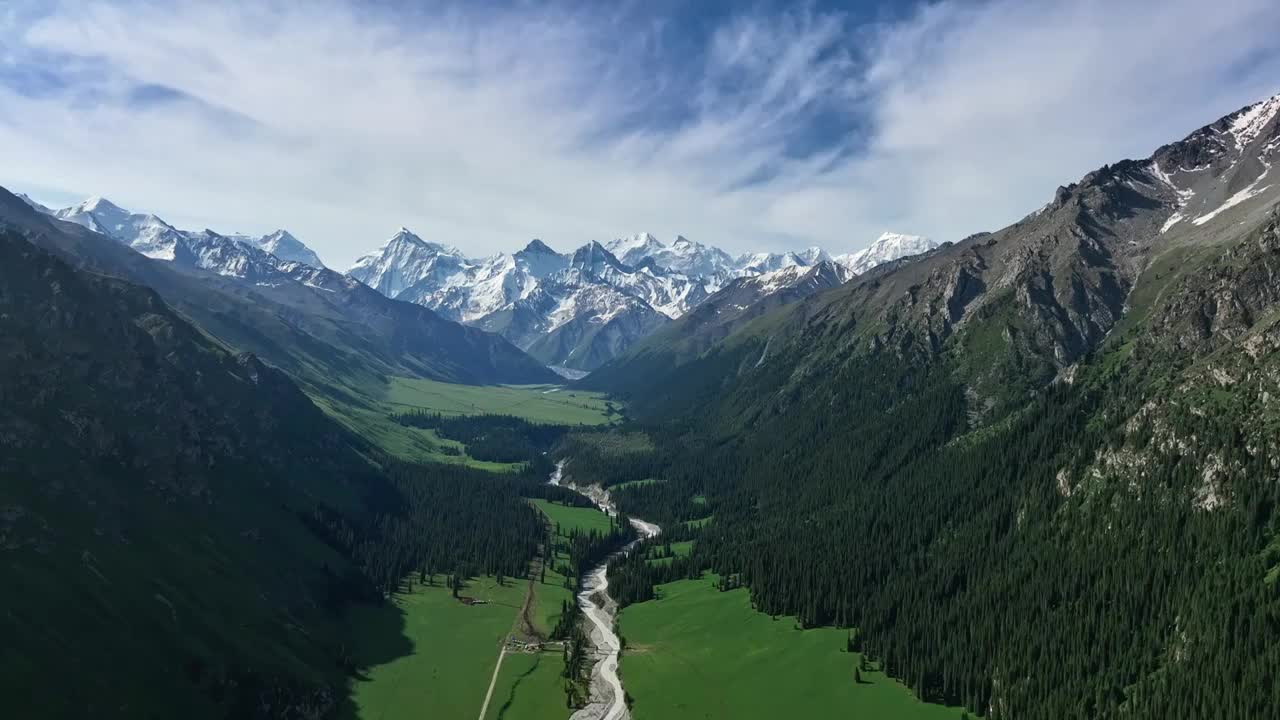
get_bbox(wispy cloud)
[1,0,1278,266]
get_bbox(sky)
[2,0,1279,268]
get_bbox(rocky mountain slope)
[594,92,1280,720]
[595,92,1280,419]
[582,260,858,395]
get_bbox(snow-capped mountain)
[607,233,738,290]
[834,232,938,275]
[0,187,556,387]
[1143,91,1280,235]
[606,232,666,266]
[350,235,714,370]
[54,197,191,262]
[182,228,292,282]
[237,229,326,268]
[734,250,811,276]
[348,228,468,299]
[30,193,939,373]
[348,226,941,371]
[39,196,326,271]
[737,259,854,299]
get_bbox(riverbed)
[549,462,659,720]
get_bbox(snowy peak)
[798,246,831,265]
[53,196,189,261]
[514,239,569,280]
[1126,90,1280,236]
[45,194,327,270]
[376,227,459,256]
[607,232,665,264]
[254,229,325,268]
[520,238,558,255]
[622,234,737,287]
[72,195,127,217]
[835,232,938,276]
[182,228,286,281]
[570,241,628,276]
[347,228,470,297]
[226,229,325,268]
[381,227,424,251]
[735,250,807,276]
[1226,92,1280,151]
[741,259,851,296]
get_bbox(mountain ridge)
[0,189,558,393]
[348,227,937,370]
[586,89,1280,720]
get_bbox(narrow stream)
[549,462,660,720]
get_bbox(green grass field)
[312,375,616,467]
[482,650,569,720]
[645,540,694,566]
[313,391,523,470]
[531,498,615,536]
[617,575,964,720]
[343,574,527,720]
[385,377,615,425]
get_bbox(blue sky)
[2,0,1279,267]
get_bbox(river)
[549,462,660,720]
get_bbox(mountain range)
[2,190,558,399]
[19,190,939,375]
[587,92,1280,416]
[348,229,938,371]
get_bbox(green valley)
[5,16,1280,720]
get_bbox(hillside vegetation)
[589,99,1280,719]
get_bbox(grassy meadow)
[344,500,619,720]
[617,574,966,720]
[312,375,617,467]
[384,377,615,426]
[530,498,615,537]
[342,574,526,720]
[481,650,569,720]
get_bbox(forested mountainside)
[0,230,557,718]
[0,189,555,389]
[585,95,1280,719]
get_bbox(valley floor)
[617,574,965,720]
[344,499,611,720]
[342,574,527,720]
[314,376,618,468]
[343,537,965,719]
[342,570,579,720]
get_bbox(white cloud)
[1,0,1278,268]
